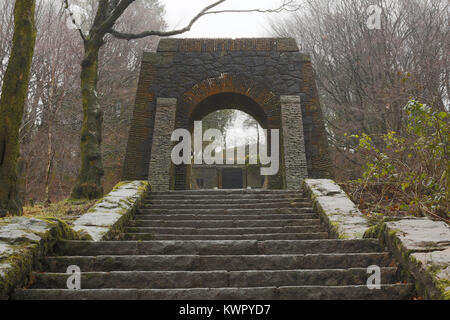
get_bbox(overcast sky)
[161,0,290,38]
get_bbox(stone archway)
[172,75,282,190]
[122,38,334,191]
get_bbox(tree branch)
[109,0,298,40]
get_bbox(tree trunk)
[0,0,36,217]
[70,39,104,200]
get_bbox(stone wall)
[303,179,369,239]
[73,181,150,241]
[365,218,450,299]
[122,38,334,186]
[0,217,83,299]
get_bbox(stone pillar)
[281,95,308,190]
[148,98,177,191]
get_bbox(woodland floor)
[23,199,96,223]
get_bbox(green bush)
[348,100,449,220]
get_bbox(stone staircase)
[13,190,415,300]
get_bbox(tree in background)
[271,0,448,219]
[0,0,36,216]
[271,0,448,180]
[0,0,165,205]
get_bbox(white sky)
[161,0,290,38]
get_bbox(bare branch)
[109,0,298,40]
[206,0,299,15]
[110,0,226,40]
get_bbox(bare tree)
[271,0,449,180]
[0,0,165,206]
[0,0,37,217]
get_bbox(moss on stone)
[0,217,85,299]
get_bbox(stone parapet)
[73,181,150,241]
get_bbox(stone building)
[122,38,333,191]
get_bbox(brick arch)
[173,74,283,190]
[176,74,280,131]
[189,93,268,129]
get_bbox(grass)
[23,199,96,222]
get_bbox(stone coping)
[0,217,82,299]
[72,181,150,241]
[364,218,450,299]
[304,179,449,299]
[303,179,369,239]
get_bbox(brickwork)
[281,96,308,189]
[122,38,334,188]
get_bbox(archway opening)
[190,109,267,190]
[186,93,269,190]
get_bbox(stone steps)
[135,213,320,220]
[149,190,304,196]
[122,232,330,241]
[128,219,321,228]
[43,253,392,272]
[124,226,324,235]
[30,268,399,289]
[54,239,385,256]
[140,202,311,210]
[13,189,415,300]
[137,208,315,215]
[144,197,307,204]
[13,285,415,300]
[147,193,304,201]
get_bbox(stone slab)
[303,179,369,239]
[72,181,149,241]
[385,219,450,252]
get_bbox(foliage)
[345,100,449,221]
[271,0,449,181]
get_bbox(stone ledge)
[0,217,82,300]
[364,218,450,299]
[72,181,150,241]
[303,179,369,239]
